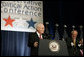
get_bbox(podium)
[38,39,69,56]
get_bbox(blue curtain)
[1,30,31,56]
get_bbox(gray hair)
[71,30,78,35]
[35,23,44,30]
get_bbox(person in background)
[78,38,83,56]
[66,30,80,56]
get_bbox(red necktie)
[39,35,43,39]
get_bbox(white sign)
[1,1,43,32]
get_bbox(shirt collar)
[36,31,40,37]
[36,31,42,38]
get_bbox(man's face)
[72,31,78,39]
[37,24,45,34]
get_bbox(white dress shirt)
[36,32,43,39]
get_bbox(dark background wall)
[43,0,83,38]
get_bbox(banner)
[1,1,43,32]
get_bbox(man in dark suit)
[78,38,83,56]
[28,23,49,56]
[66,30,80,56]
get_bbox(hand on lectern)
[34,42,38,47]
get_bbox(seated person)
[78,38,83,56]
[66,30,80,56]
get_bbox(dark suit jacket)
[28,32,49,56]
[66,37,80,56]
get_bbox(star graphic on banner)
[27,18,36,28]
[3,16,15,27]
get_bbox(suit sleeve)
[66,38,72,48]
[28,33,35,47]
